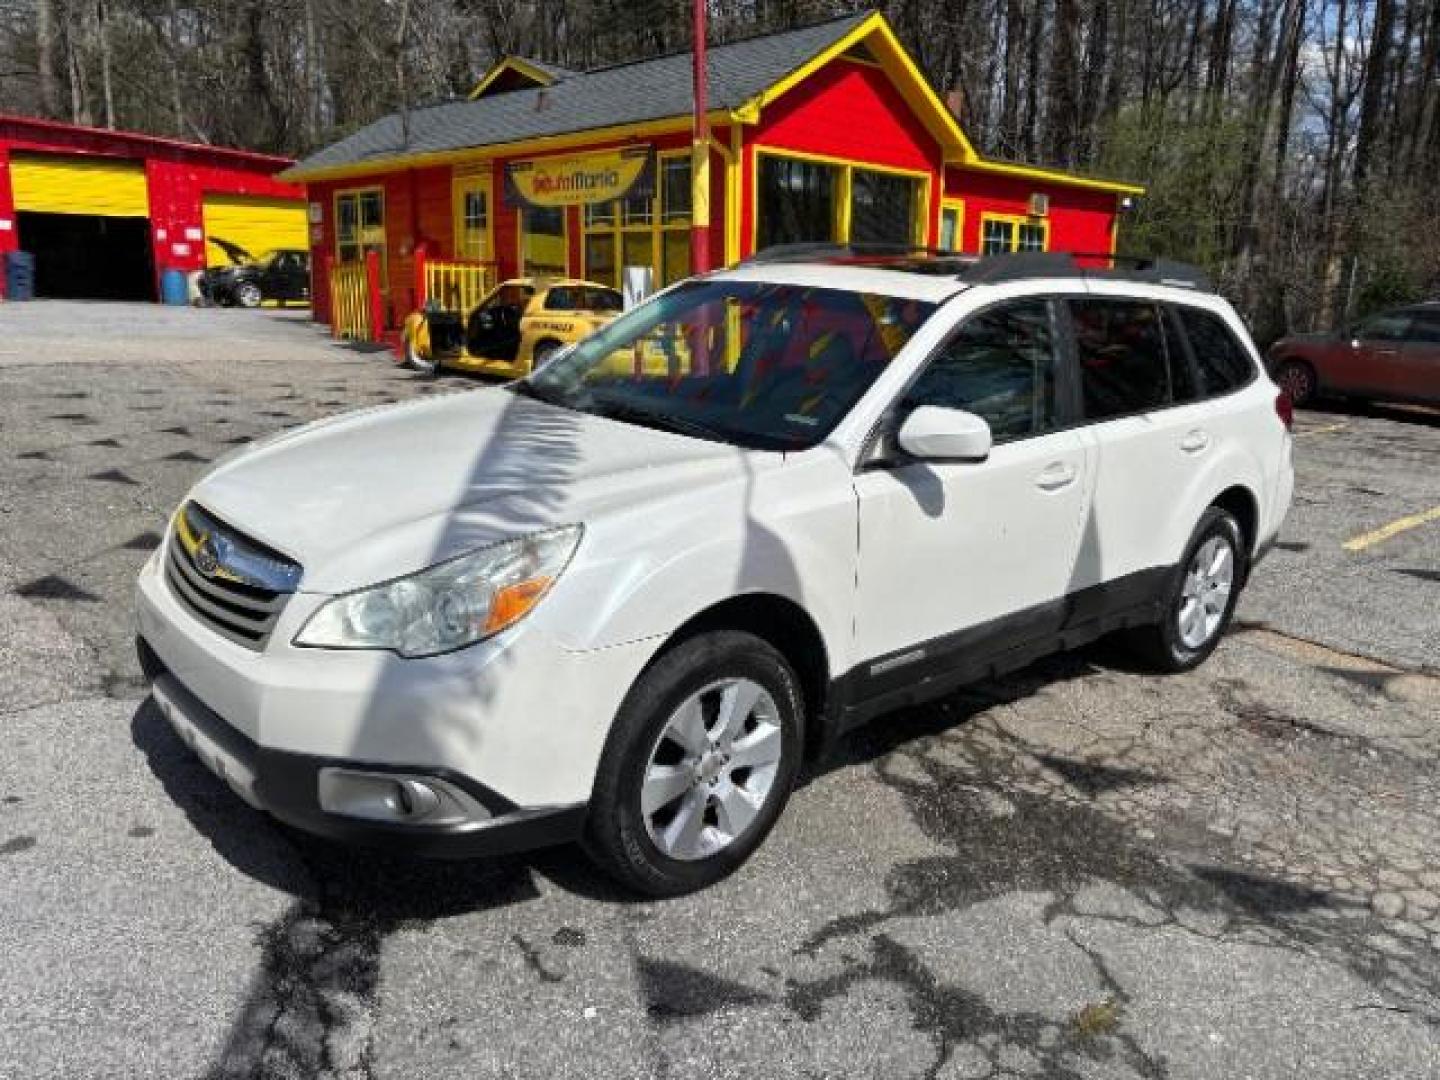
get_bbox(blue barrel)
[161,268,188,306]
[4,251,35,301]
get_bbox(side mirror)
[897,406,993,463]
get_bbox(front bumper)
[139,636,585,858]
[133,536,660,858]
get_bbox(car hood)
[189,388,774,593]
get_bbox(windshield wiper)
[590,398,730,444]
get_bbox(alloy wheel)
[1177,535,1235,649]
[641,678,784,862]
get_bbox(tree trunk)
[96,0,116,129]
[37,0,61,118]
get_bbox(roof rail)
[957,251,1214,291]
[738,244,1214,291]
[741,241,971,265]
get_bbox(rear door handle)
[1180,429,1211,454]
[1035,461,1077,490]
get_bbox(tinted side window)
[1070,299,1173,419]
[1163,309,1199,402]
[544,287,578,310]
[902,299,1058,442]
[1352,312,1411,341]
[1406,311,1440,344]
[587,287,623,312]
[1177,306,1255,396]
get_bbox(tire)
[584,631,804,896]
[1274,358,1317,407]
[1126,507,1248,673]
[234,281,262,309]
[531,339,563,371]
[404,335,438,376]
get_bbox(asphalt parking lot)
[1,300,1438,1080]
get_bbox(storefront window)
[756,152,928,252]
[981,215,1048,255]
[521,206,567,276]
[583,153,691,289]
[757,156,836,248]
[850,169,919,246]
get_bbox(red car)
[1268,303,1440,407]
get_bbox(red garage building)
[283,11,1142,334]
[0,114,305,301]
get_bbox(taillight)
[1275,389,1294,431]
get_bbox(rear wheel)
[234,281,262,309]
[1274,358,1317,407]
[531,339,563,371]
[585,631,803,896]
[1126,507,1247,672]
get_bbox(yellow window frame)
[939,198,965,252]
[978,212,1049,254]
[452,168,494,264]
[581,149,692,289]
[334,184,387,286]
[750,146,932,251]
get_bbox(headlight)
[294,526,582,658]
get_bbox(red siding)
[755,59,938,172]
[945,167,1119,255]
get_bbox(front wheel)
[1126,507,1247,672]
[234,281,262,309]
[585,631,804,896]
[403,334,438,376]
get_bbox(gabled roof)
[285,13,871,180]
[468,56,578,100]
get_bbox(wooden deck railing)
[416,248,493,314]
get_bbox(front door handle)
[1035,461,1077,490]
[1180,429,1211,454]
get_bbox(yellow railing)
[424,258,491,314]
[329,259,373,341]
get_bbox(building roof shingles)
[289,14,868,175]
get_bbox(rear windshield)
[525,280,937,450]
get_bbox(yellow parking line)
[1295,422,1348,438]
[1343,505,1440,552]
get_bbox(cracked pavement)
[1,302,1437,1079]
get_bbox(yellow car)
[402,277,623,378]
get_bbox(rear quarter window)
[1070,298,1182,419]
[1176,306,1256,396]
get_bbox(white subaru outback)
[136,250,1294,895]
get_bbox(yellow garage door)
[202,195,307,268]
[9,153,149,217]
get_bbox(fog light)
[317,768,490,827]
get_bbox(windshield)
[521,280,936,450]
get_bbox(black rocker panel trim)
[831,566,1170,729]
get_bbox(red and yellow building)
[0,114,305,301]
[284,11,1142,331]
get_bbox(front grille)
[164,504,301,650]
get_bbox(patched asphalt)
[1,301,1437,1079]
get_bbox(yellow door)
[453,171,493,263]
[9,153,148,217]
[201,195,308,268]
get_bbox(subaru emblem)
[194,539,220,576]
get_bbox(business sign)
[504,146,653,210]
